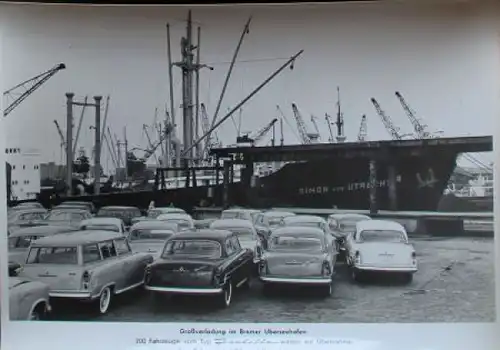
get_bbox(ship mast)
[335,86,346,143]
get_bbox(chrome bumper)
[354,265,418,273]
[260,276,332,284]
[49,290,93,299]
[145,285,223,294]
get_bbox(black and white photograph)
[1,1,496,328]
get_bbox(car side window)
[225,238,236,256]
[99,240,117,259]
[114,238,131,255]
[230,236,241,252]
[82,244,102,263]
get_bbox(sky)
[0,2,498,174]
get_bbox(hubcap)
[29,311,40,321]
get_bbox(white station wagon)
[344,220,417,283]
[17,230,154,314]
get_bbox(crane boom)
[357,115,367,142]
[53,120,66,146]
[395,91,436,139]
[291,103,312,144]
[4,63,66,117]
[142,125,159,164]
[324,113,335,143]
[310,115,321,141]
[370,98,404,140]
[250,118,278,145]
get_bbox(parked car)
[327,213,372,256]
[79,217,126,234]
[148,207,186,218]
[259,227,337,297]
[9,277,51,320]
[254,211,296,240]
[96,206,142,228]
[17,230,154,314]
[220,208,261,222]
[59,201,96,214]
[144,229,254,308]
[156,213,195,230]
[280,215,334,247]
[128,221,178,258]
[8,225,78,264]
[344,219,417,283]
[8,208,48,230]
[210,218,262,263]
[44,208,93,228]
[11,202,44,210]
[194,218,216,229]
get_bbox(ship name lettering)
[299,186,329,195]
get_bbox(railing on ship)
[153,166,225,191]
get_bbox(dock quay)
[192,206,494,238]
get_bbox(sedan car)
[8,208,48,230]
[210,218,262,263]
[344,219,417,283]
[96,206,142,228]
[156,213,194,230]
[220,208,261,222]
[280,215,334,247]
[8,225,78,264]
[59,201,96,214]
[259,227,337,297]
[9,277,52,320]
[254,211,296,240]
[147,207,186,218]
[128,221,178,258]
[44,208,93,228]
[79,217,126,234]
[144,229,254,308]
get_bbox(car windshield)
[359,230,406,243]
[81,224,120,232]
[27,246,78,265]
[220,227,254,242]
[269,235,323,251]
[162,240,221,259]
[221,212,239,219]
[130,229,175,241]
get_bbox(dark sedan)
[259,226,337,297]
[144,229,254,308]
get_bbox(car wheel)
[29,303,46,321]
[98,286,112,314]
[216,281,232,308]
[321,283,333,297]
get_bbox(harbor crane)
[357,115,367,142]
[310,115,322,141]
[395,91,442,139]
[237,118,278,146]
[325,113,335,143]
[370,98,408,140]
[3,63,66,117]
[53,120,66,162]
[142,124,160,165]
[200,103,222,159]
[291,103,318,144]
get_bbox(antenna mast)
[335,86,346,142]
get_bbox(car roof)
[80,217,122,225]
[284,215,325,223]
[169,229,232,242]
[157,213,192,220]
[223,208,260,213]
[151,207,185,212]
[12,208,47,214]
[50,208,89,213]
[329,213,372,220]
[131,220,179,230]
[31,230,124,247]
[263,211,296,218]
[270,226,325,237]
[99,206,139,210]
[210,218,254,228]
[356,219,405,232]
[10,225,77,237]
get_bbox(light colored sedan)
[156,213,194,230]
[147,207,186,218]
[128,221,178,258]
[344,219,418,283]
[79,217,126,234]
[210,218,262,263]
[220,208,261,222]
[9,277,51,320]
[281,215,335,247]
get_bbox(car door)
[114,237,142,286]
[229,236,250,285]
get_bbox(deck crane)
[53,120,66,161]
[3,63,66,117]
[310,115,322,141]
[370,98,408,140]
[357,115,367,142]
[291,103,318,144]
[200,103,222,159]
[324,113,335,143]
[237,118,278,146]
[395,91,442,139]
[142,124,160,165]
